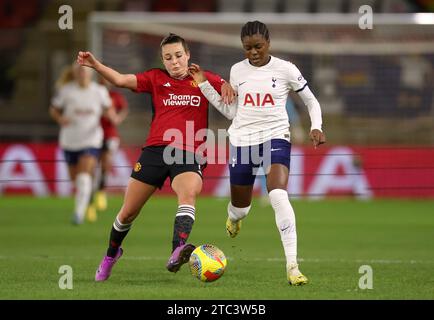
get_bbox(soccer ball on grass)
[189,244,227,282]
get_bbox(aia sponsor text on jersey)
[243,93,275,107]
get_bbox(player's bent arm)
[103,106,121,126]
[297,86,323,131]
[49,106,60,122]
[94,61,137,90]
[117,107,129,124]
[49,106,69,126]
[198,81,237,120]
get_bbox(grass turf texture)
[1,196,433,299]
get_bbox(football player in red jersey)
[77,33,235,281]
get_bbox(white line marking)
[0,256,432,264]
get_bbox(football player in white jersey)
[50,63,119,225]
[189,21,326,286]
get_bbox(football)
[189,244,227,282]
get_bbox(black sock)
[89,190,95,206]
[107,217,132,257]
[99,171,106,191]
[172,205,195,252]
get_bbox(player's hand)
[221,82,235,105]
[112,115,122,126]
[188,63,207,84]
[77,51,98,69]
[58,116,71,127]
[309,129,326,149]
[105,107,121,125]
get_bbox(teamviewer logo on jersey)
[163,94,201,107]
[191,96,200,106]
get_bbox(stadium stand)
[316,0,344,13]
[282,0,311,13]
[217,0,246,12]
[246,0,280,12]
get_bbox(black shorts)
[130,146,206,189]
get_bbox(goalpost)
[89,12,434,57]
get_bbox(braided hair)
[240,21,270,41]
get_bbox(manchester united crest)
[190,80,198,88]
[134,162,142,172]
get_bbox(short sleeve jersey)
[135,68,225,153]
[51,82,111,150]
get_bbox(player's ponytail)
[55,65,75,89]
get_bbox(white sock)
[227,202,251,222]
[75,173,92,222]
[269,189,298,268]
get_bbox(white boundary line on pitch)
[0,255,433,264]
[122,257,434,264]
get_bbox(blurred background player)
[93,75,129,214]
[77,33,234,281]
[189,20,325,286]
[49,63,119,225]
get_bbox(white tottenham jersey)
[51,82,111,150]
[229,56,310,146]
[198,56,323,146]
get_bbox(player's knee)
[228,202,251,221]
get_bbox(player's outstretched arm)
[77,51,137,90]
[188,63,237,120]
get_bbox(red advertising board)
[0,143,433,198]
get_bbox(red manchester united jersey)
[101,90,128,139]
[135,68,225,153]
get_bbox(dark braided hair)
[160,33,189,55]
[240,21,270,41]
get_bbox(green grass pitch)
[1,195,433,299]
